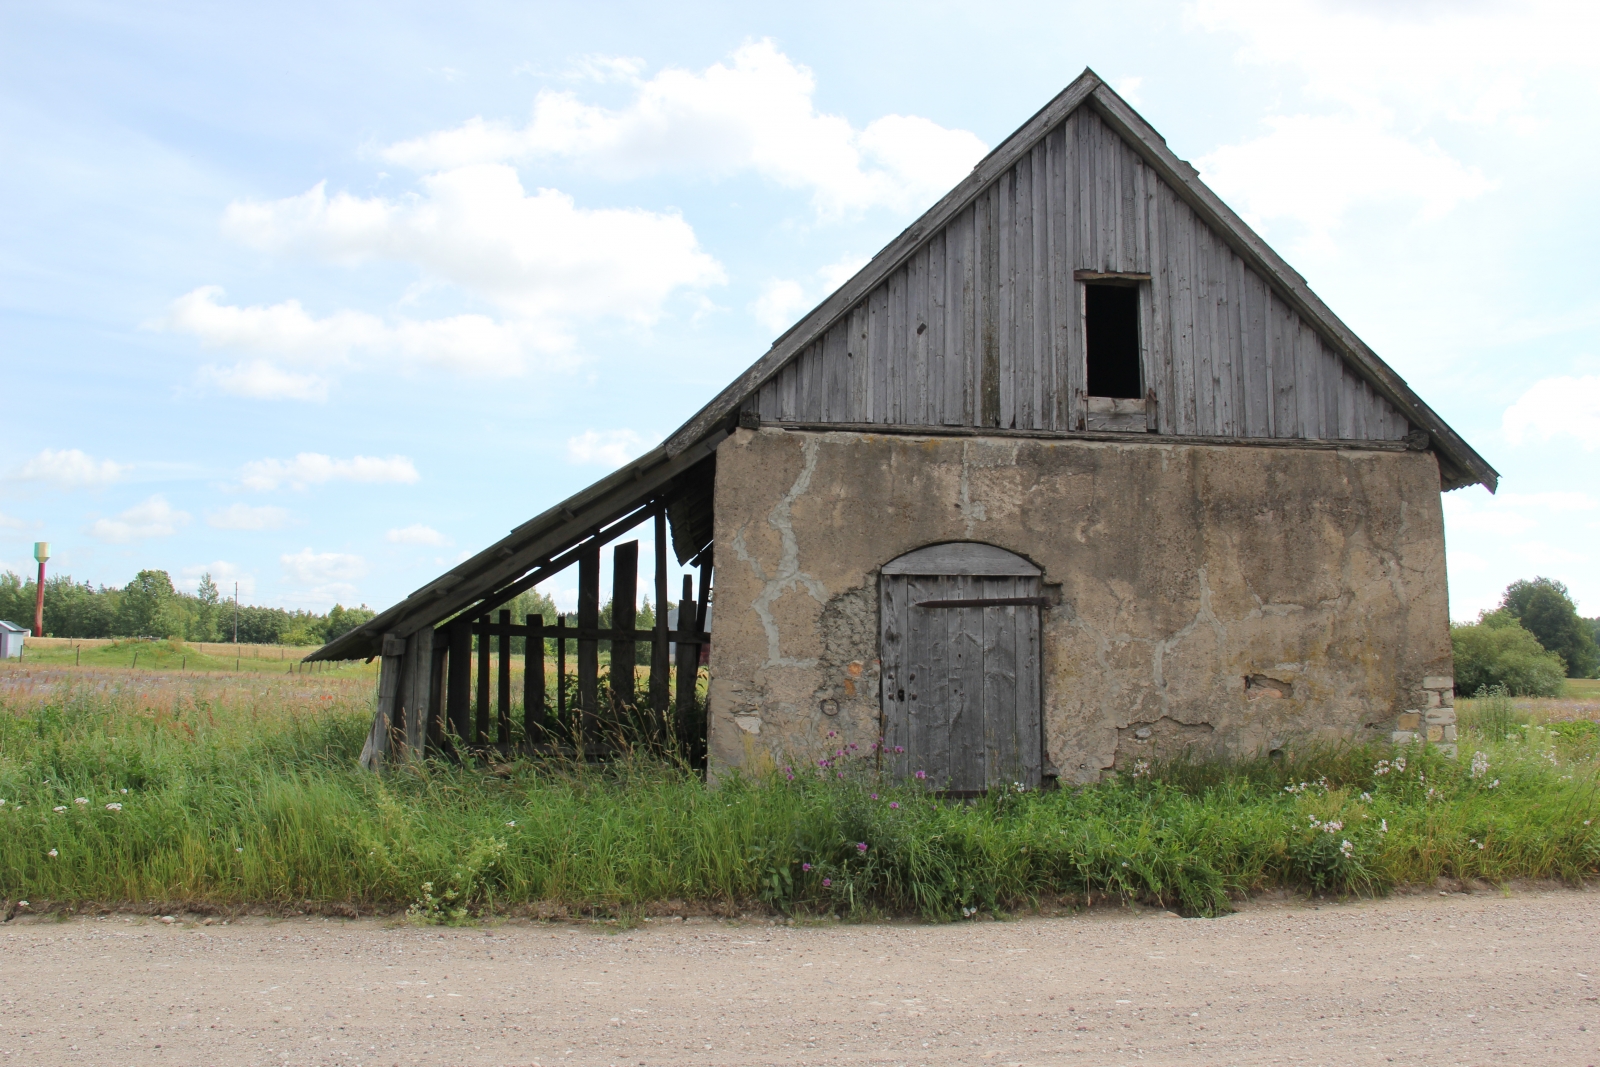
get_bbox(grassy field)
[1,663,1597,921]
[13,636,342,674]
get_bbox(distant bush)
[1451,610,1567,697]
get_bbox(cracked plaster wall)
[708,427,1452,783]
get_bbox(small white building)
[0,620,26,659]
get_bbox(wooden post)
[556,614,567,734]
[524,614,545,745]
[674,574,698,757]
[448,622,471,743]
[428,633,449,752]
[577,545,599,744]
[650,508,670,718]
[497,609,512,745]
[611,541,638,714]
[475,615,490,746]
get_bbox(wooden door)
[880,544,1042,792]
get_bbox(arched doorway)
[879,543,1044,793]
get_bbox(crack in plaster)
[731,435,829,668]
[957,441,987,537]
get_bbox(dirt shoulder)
[2,887,1597,1066]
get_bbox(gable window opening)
[1084,283,1142,399]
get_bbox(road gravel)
[1,887,1596,1066]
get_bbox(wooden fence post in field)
[611,541,639,716]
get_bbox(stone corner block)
[1390,730,1416,745]
[1396,712,1421,730]
[1422,675,1454,691]
[1424,708,1456,725]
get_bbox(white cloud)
[87,496,191,543]
[220,169,723,325]
[14,449,128,488]
[566,429,657,467]
[0,511,27,531]
[1191,0,1600,129]
[1503,375,1600,450]
[1196,114,1494,247]
[198,358,331,402]
[386,523,450,546]
[207,503,290,530]
[751,279,810,335]
[1112,76,1144,107]
[281,548,367,604]
[238,453,420,492]
[177,561,256,599]
[1515,540,1587,567]
[382,40,988,216]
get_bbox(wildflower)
[961,906,977,918]
[889,802,900,810]
[47,849,58,858]
[1121,861,1129,868]
[53,806,66,813]
[120,788,128,794]
[1340,840,1354,857]
[822,878,832,888]
[786,774,795,781]
[1380,819,1388,833]
[74,797,88,805]
[870,794,879,801]
[827,731,836,739]
[856,842,868,853]
[1394,757,1406,773]
[1489,779,1500,789]
[837,772,845,780]
[1323,820,1343,834]
[817,758,830,769]
[802,863,813,872]
[893,746,904,754]
[914,770,927,780]
[1470,752,1489,778]
[105,803,122,811]
[236,847,243,853]
[0,799,6,807]
[1360,792,1372,803]
[506,821,516,827]
[1131,760,1153,779]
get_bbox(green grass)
[1567,678,1600,698]
[1,676,1597,921]
[14,637,342,674]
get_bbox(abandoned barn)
[309,69,1496,787]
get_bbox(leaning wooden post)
[650,508,671,720]
[577,545,600,745]
[475,615,491,746]
[611,541,639,716]
[674,574,698,758]
[358,632,407,771]
[523,614,545,746]
[496,609,512,746]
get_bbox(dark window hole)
[1085,284,1142,399]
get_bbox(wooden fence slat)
[497,608,512,744]
[475,615,490,745]
[611,541,639,712]
[524,614,545,744]
[674,574,699,761]
[577,546,600,743]
[447,622,471,744]
[650,509,670,716]
[556,615,567,732]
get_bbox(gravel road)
[2,887,1596,1066]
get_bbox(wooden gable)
[744,106,1411,443]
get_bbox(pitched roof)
[665,68,1496,493]
[309,69,1494,663]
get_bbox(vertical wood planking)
[1016,584,1042,784]
[650,510,670,715]
[524,614,545,744]
[880,575,909,779]
[981,578,1019,787]
[952,580,986,792]
[447,622,471,744]
[577,545,599,742]
[673,575,699,758]
[496,609,511,744]
[611,541,638,711]
[474,616,490,745]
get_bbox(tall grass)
[1,677,1597,920]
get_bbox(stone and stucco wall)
[707,427,1455,783]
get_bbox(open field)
[1,664,1598,923]
[2,887,1597,1066]
[11,636,346,674]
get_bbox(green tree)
[1451,610,1567,696]
[324,603,376,643]
[1501,577,1600,678]
[190,573,220,642]
[117,569,185,638]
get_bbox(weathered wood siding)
[748,108,1409,441]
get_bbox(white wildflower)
[1394,757,1406,774]
[1470,752,1489,778]
[1340,840,1354,857]
[235,847,243,853]
[1380,819,1388,833]
[506,821,516,827]
[74,797,87,805]
[105,802,122,811]
[52,805,66,813]
[1489,779,1500,789]
[47,848,58,858]
[1324,820,1344,834]
[120,788,128,794]
[1360,792,1372,803]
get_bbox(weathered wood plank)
[951,579,985,792]
[650,510,670,716]
[673,575,699,759]
[577,545,599,742]
[611,541,638,711]
[982,578,1019,788]
[496,609,512,744]
[523,614,545,743]
[880,571,909,779]
[447,621,471,743]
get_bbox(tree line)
[0,569,375,646]
[1451,577,1600,696]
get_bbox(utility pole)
[31,542,49,638]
